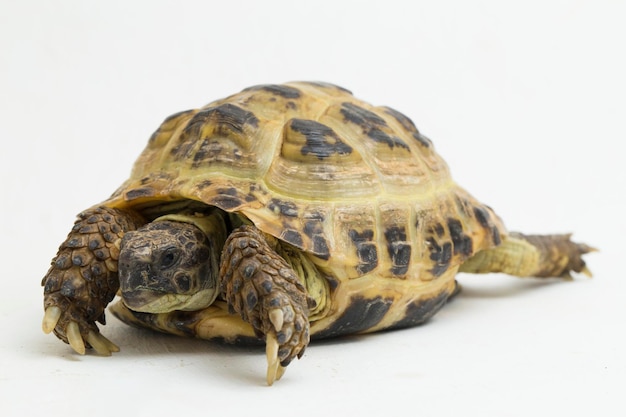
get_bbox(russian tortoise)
[41,82,593,385]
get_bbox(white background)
[1,1,624,415]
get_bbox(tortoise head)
[118,220,219,313]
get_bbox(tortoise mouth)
[121,288,218,313]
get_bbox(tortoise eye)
[160,248,180,269]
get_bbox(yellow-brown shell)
[104,82,505,301]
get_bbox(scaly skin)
[41,206,145,354]
[219,226,310,385]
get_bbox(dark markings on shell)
[389,291,451,330]
[196,180,213,189]
[243,84,302,99]
[170,140,194,160]
[135,172,174,187]
[281,229,304,248]
[125,187,156,200]
[340,102,387,129]
[412,132,432,147]
[211,195,244,211]
[304,220,322,237]
[268,198,299,217]
[304,210,325,221]
[192,139,222,167]
[473,205,501,245]
[492,227,502,246]
[473,206,491,229]
[384,106,418,133]
[367,128,409,150]
[384,226,406,242]
[357,245,379,274]
[340,102,410,151]
[304,220,330,260]
[311,236,330,260]
[349,229,373,242]
[428,238,452,277]
[313,296,393,339]
[431,223,445,237]
[220,187,238,196]
[384,226,411,276]
[383,106,432,147]
[287,118,353,160]
[349,229,378,274]
[304,82,353,95]
[184,103,259,137]
[447,218,473,257]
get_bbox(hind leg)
[459,232,595,279]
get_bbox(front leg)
[220,226,310,385]
[41,206,144,355]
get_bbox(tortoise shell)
[103,82,505,337]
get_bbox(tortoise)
[41,81,593,385]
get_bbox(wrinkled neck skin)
[118,210,229,314]
[157,210,229,258]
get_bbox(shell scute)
[170,103,261,172]
[267,116,378,199]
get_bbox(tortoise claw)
[276,363,286,381]
[43,303,120,356]
[265,333,286,386]
[269,309,284,333]
[42,306,61,334]
[86,331,119,356]
[67,321,86,355]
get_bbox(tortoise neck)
[155,210,229,249]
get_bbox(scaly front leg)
[220,226,311,385]
[41,206,144,355]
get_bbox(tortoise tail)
[459,232,596,279]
